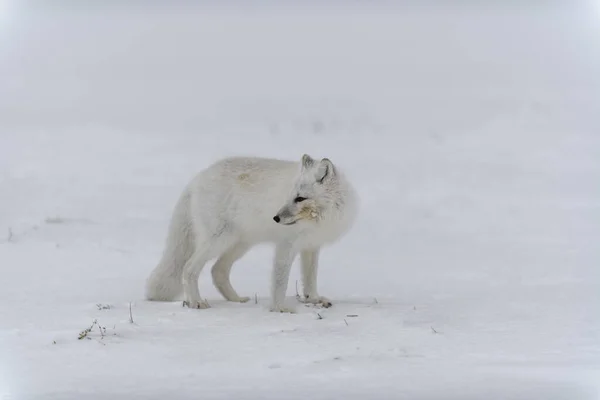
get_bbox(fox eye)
[294,196,307,203]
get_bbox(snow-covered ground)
[1,2,600,399]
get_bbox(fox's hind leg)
[181,245,212,309]
[211,242,251,303]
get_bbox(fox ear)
[301,154,315,169]
[316,158,335,183]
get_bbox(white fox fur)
[145,154,358,312]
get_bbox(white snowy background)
[1,2,599,399]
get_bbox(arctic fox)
[145,154,358,313]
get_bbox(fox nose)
[273,215,280,223]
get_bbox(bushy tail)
[145,190,195,301]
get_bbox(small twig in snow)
[316,313,323,320]
[7,228,13,242]
[344,319,348,326]
[77,319,113,342]
[254,293,258,304]
[295,280,299,299]
[78,319,98,340]
[431,326,438,334]
[129,302,134,324]
[373,297,379,304]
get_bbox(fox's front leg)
[270,243,297,313]
[299,248,332,308]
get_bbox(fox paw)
[183,299,211,309]
[299,295,333,308]
[269,306,297,314]
[232,296,250,303]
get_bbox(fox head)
[273,154,344,226]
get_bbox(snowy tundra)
[146,154,357,312]
[1,2,599,400]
